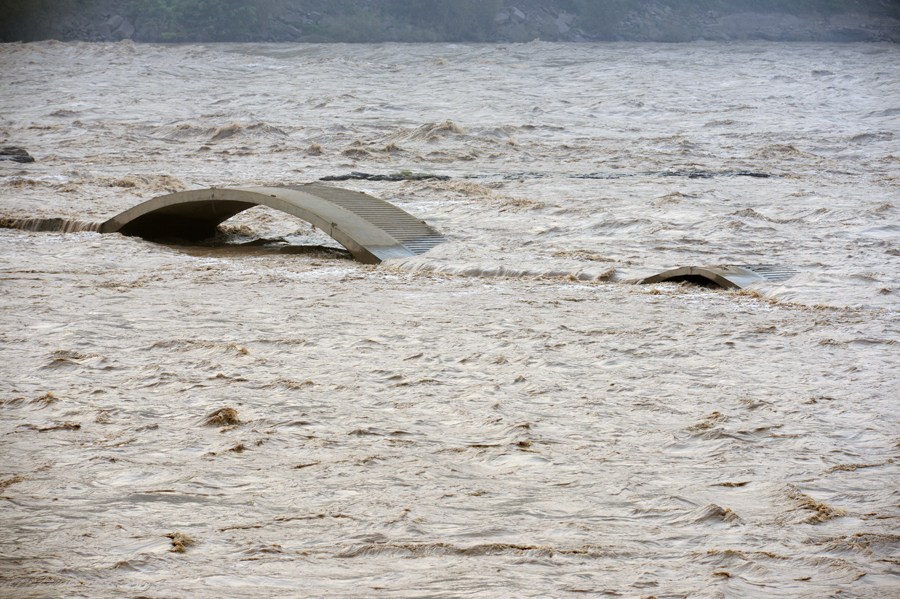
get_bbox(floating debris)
[37,421,81,432]
[165,532,195,553]
[203,407,240,427]
[573,169,772,179]
[0,146,35,163]
[0,475,25,490]
[320,171,450,182]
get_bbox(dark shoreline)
[2,1,899,44]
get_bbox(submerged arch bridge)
[638,264,798,289]
[99,184,446,264]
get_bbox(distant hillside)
[2,0,899,43]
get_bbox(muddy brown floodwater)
[0,40,898,597]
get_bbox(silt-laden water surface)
[0,40,898,597]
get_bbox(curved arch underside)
[638,265,798,289]
[99,184,446,264]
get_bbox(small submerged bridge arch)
[638,264,798,289]
[99,184,445,264]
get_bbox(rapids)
[1,40,897,597]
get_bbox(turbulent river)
[0,41,898,597]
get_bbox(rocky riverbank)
[2,0,899,43]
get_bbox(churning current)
[0,40,898,597]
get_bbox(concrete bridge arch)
[100,184,445,264]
